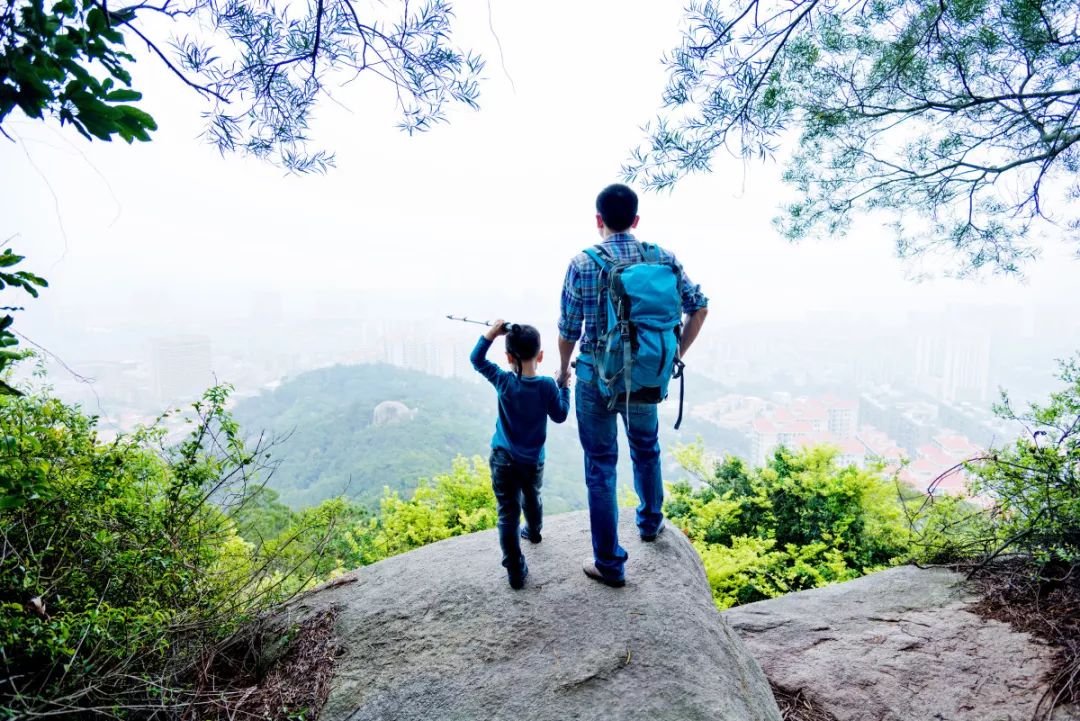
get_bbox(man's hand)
[484,319,509,341]
[557,337,577,387]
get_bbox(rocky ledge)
[724,565,1080,721]
[280,509,781,721]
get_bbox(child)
[470,319,570,589]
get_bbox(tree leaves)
[668,444,911,609]
[0,0,158,144]
[3,0,483,171]
[627,0,1080,277]
[0,249,47,398]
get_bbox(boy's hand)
[556,367,572,389]
[484,319,509,341]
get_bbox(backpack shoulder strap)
[640,242,660,262]
[583,245,614,271]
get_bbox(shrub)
[0,383,353,717]
[668,444,911,609]
[346,456,498,563]
[904,355,1080,574]
[971,356,1080,569]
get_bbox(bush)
[668,444,911,609]
[904,355,1080,574]
[0,362,502,718]
[971,356,1080,569]
[344,456,498,564]
[0,383,354,717]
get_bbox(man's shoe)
[520,526,542,544]
[640,522,665,542]
[508,567,528,590]
[582,558,625,588]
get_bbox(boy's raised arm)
[470,319,509,388]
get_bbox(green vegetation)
[5,351,1078,716]
[668,356,1080,615]
[233,362,747,513]
[628,0,1080,276]
[231,363,575,508]
[0,382,342,715]
[1,0,481,170]
[0,248,46,403]
[667,445,911,609]
[0,0,156,144]
[0,374,498,717]
[911,355,1080,573]
[973,356,1080,569]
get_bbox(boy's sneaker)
[582,558,625,588]
[520,526,542,544]
[508,567,528,590]
[640,522,665,542]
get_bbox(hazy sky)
[2,1,1077,361]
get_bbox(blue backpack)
[583,242,687,429]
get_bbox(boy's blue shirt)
[470,336,570,464]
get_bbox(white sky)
[2,0,1078,354]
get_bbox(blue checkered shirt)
[558,233,708,353]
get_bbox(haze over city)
[2,0,1077,489]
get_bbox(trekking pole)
[445,315,514,331]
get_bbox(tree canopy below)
[231,363,748,512]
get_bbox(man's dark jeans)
[576,379,664,582]
[489,447,544,579]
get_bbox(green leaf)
[16,272,48,288]
[0,251,26,268]
[0,380,24,397]
[106,89,141,102]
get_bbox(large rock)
[282,509,781,721]
[724,565,1080,721]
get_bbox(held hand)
[485,319,509,341]
[556,367,572,389]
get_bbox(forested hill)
[234,363,747,512]
[233,364,580,510]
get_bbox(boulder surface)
[284,509,781,721]
[724,565,1080,721]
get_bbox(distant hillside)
[234,363,748,512]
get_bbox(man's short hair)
[596,184,638,232]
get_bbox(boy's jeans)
[575,379,664,581]
[489,447,544,578]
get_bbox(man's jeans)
[489,447,544,579]
[576,379,664,581]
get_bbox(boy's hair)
[596,184,638,232]
[505,324,541,378]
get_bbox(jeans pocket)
[575,359,595,385]
[576,380,605,414]
[490,447,513,467]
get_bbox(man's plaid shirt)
[558,233,709,353]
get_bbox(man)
[557,183,709,587]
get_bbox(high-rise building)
[152,335,213,403]
[914,332,991,403]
